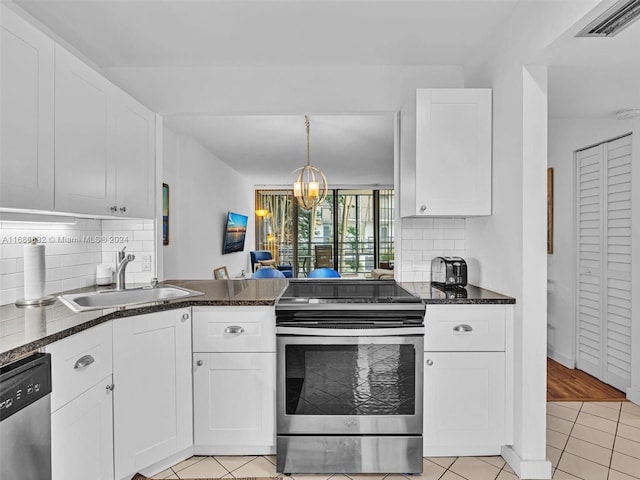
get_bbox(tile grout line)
[606,401,623,477]
[553,401,584,477]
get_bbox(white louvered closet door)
[576,134,632,392]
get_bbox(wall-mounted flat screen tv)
[222,211,248,254]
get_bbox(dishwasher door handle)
[74,355,95,370]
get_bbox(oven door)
[276,327,424,435]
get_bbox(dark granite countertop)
[400,282,515,304]
[0,279,287,366]
[1,278,513,366]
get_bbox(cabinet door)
[54,45,115,215]
[193,352,275,454]
[51,375,114,480]
[110,95,155,218]
[415,88,492,216]
[113,309,192,479]
[423,352,505,455]
[0,5,55,210]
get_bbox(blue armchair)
[249,250,293,278]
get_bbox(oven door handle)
[275,326,425,336]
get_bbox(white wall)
[162,127,254,279]
[547,118,635,368]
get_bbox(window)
[256,189,394,277]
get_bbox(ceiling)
[8,0,640,180]
[12,0,519,68]
[543,0,640,119]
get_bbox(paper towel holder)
[16,237,57,308]
[16,296,57,308]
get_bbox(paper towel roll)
[24,241,46,300]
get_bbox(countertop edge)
[0,298,276,366]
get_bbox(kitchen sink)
[58,285,204,312]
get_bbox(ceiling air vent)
[576,0,640,37]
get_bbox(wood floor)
[547,358,627,402]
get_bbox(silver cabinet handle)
[426,359,434,366]
[419,205,427,213]
[74,355,95,369]
[182,313,190,321]
[196,360,203,367]
[106,383,115,392]
[110,206,118,213]
[225,325,245,334]
[119,206,127,213]
[453,324,473,333]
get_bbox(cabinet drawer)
[45,322,112,412]
[192,306,275,353]
[425,305,505,351]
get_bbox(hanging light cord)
[305,115,311,167]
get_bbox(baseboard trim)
[424,445,501,457]
[501,445,552,479]
[137,446,193,479]
[547,350,574,369]
[626,386,640,405]
[194,445,276,455]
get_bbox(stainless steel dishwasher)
[1,353,52,480]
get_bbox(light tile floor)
[154,402,640,480]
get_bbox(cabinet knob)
[74,355,95,370]
[110,205,118,213]
[182,313,190,321]
[196,360,203,367]
[225,325,245,334]
[119,206,127,213]
[453,324,473,333]
[426,359,434,366]
[419,205,427,213]
[106,383,115,392]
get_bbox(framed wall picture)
[213,266,229,280]
[162,183,169,245]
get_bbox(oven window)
[285,344,416,415]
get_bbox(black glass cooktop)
[278,280,421,304]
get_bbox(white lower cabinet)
[51,376,114,480]
[192,306,276,455]
[423,352,505,455]
[423,304,513,456]
[113,309,193,480]
[193,352,276,453]
[45,323,113,480]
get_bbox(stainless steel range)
[275,280,425,474]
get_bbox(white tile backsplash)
[399,217,466,281]
[0,218,155,306]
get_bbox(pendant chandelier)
[292,115,328,210]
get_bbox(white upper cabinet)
[54,45,155,218]
[109,91,156,218]
[54,45,113,215]
[0,5,55,210]
[401,88,492,217]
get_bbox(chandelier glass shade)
[293,116,328,210]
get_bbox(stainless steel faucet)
[115,247,135,291]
